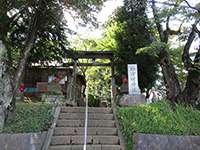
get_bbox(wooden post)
[111,59,116,106]
[67,59,77,106]
[72,59,77,106]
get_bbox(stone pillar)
[128,64,141,95]
[72,60,77,105]
[119,64,145,106]
[66,59,77,106]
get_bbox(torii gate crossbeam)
[64,50,116,106]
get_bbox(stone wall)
[134,133,200,150]
[119,94,146,106]
[0,132,47,150]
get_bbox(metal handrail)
[83,96,88,150]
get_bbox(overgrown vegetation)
[2,102,53,133]
[117,101,200,150]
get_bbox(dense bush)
[3,102,53,133]
[117,101,200,150]
[88,94,100,107]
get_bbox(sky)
[64,0,199,47]
[65,0,123,39]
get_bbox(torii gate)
[64,50,116,106]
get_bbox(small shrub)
[117,101,200,150]
[3,102,53,133]
[88,94,100,107]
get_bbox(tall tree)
[0,1,67,128]
[0,0,106,129]
[150,0,182,102]
[145,0,200,105]
[102,0,159,93]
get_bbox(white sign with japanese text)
[128,64,141,95]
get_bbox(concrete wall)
[134,133,200,150]
[0,132,47,150]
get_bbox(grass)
[3,102,53,133]
[117,101,200,150]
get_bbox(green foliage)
[88,94,100,107]
[169,47,186,86]
[117,101,200,150]
[0,0,68,67]
[60,0,106,24]
[70,36,112,101]
[96,22,123,50]
[3,102,53,133]
[100,0,159,91]
[137,41,168,58]
[86,67,111,100]
[0,0,107,68]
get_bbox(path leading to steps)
[48,107,122,150]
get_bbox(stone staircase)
[48,107,122,150]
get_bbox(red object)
[54,75,60,81]
[122,75,128,84]
[37,82,48,92]
[19,83,25,92]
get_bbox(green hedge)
[3,102,53,133]
[117,101,200,150]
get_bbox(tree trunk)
[0,41,13,130]
[11,29,37,109]
[10,11,39,110]
[151,0,181,102]
[159,48,181,102]
[177,22,200,106]
[177,69,200,105]
[0,28,37,129]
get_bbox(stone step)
[61,107,112,113]
[56,120,116,127]
[49,145,121,150]
[51,136,120,145]
[54,127,117,136]
[59,113,114,120]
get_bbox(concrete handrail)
[41,106,61,150]
[112,103,126,150]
